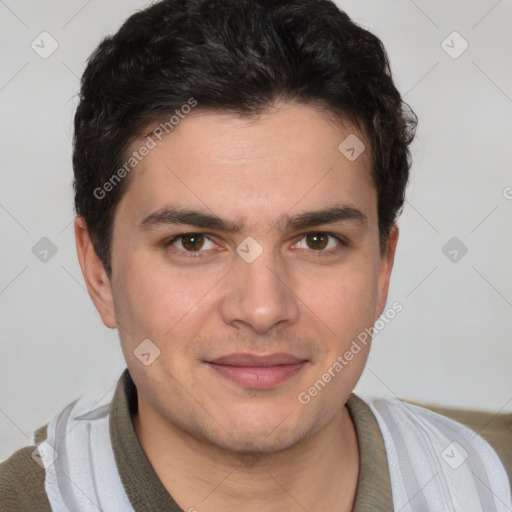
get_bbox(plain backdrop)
[0,0,511,461]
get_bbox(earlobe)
[374,224,399,320]
[74,217,117,329]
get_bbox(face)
[80,102,398,454]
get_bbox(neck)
[132,399,359,512]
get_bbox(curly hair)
[73,0,417,277]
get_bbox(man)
[1,0,510,510]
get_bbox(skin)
[75,101,399,511]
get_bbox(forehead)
[116,102,376,229]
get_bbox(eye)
[294,232,346,254]
[165,233,217,256]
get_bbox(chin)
[219,428,307,456]
[197,410,313,456]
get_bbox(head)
[74,0,416,454]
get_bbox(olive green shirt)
[3,369,512,511]
[0,368,397,511]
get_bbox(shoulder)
[0,424,52,512]
[358,395,512,510]
[415,401,512,487]
[365,395,507,467]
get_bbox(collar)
[109,368,393,511]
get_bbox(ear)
[74,217,117,329]
[374,223,399,321]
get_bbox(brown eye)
[305,233,329,250]
[164,233,217,258]
[180,234,205,251]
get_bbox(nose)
[219,245,300,334]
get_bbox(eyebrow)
[138,204,368,233]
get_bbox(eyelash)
[163,232,348,258]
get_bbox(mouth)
[205,353,308,389]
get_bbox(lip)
[209,352,306,366]
[206,353,307,389]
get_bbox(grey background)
[0,0,511,461]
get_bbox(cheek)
[114,253,219,344]
[302,269,377,398]
[305,263,379,334]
